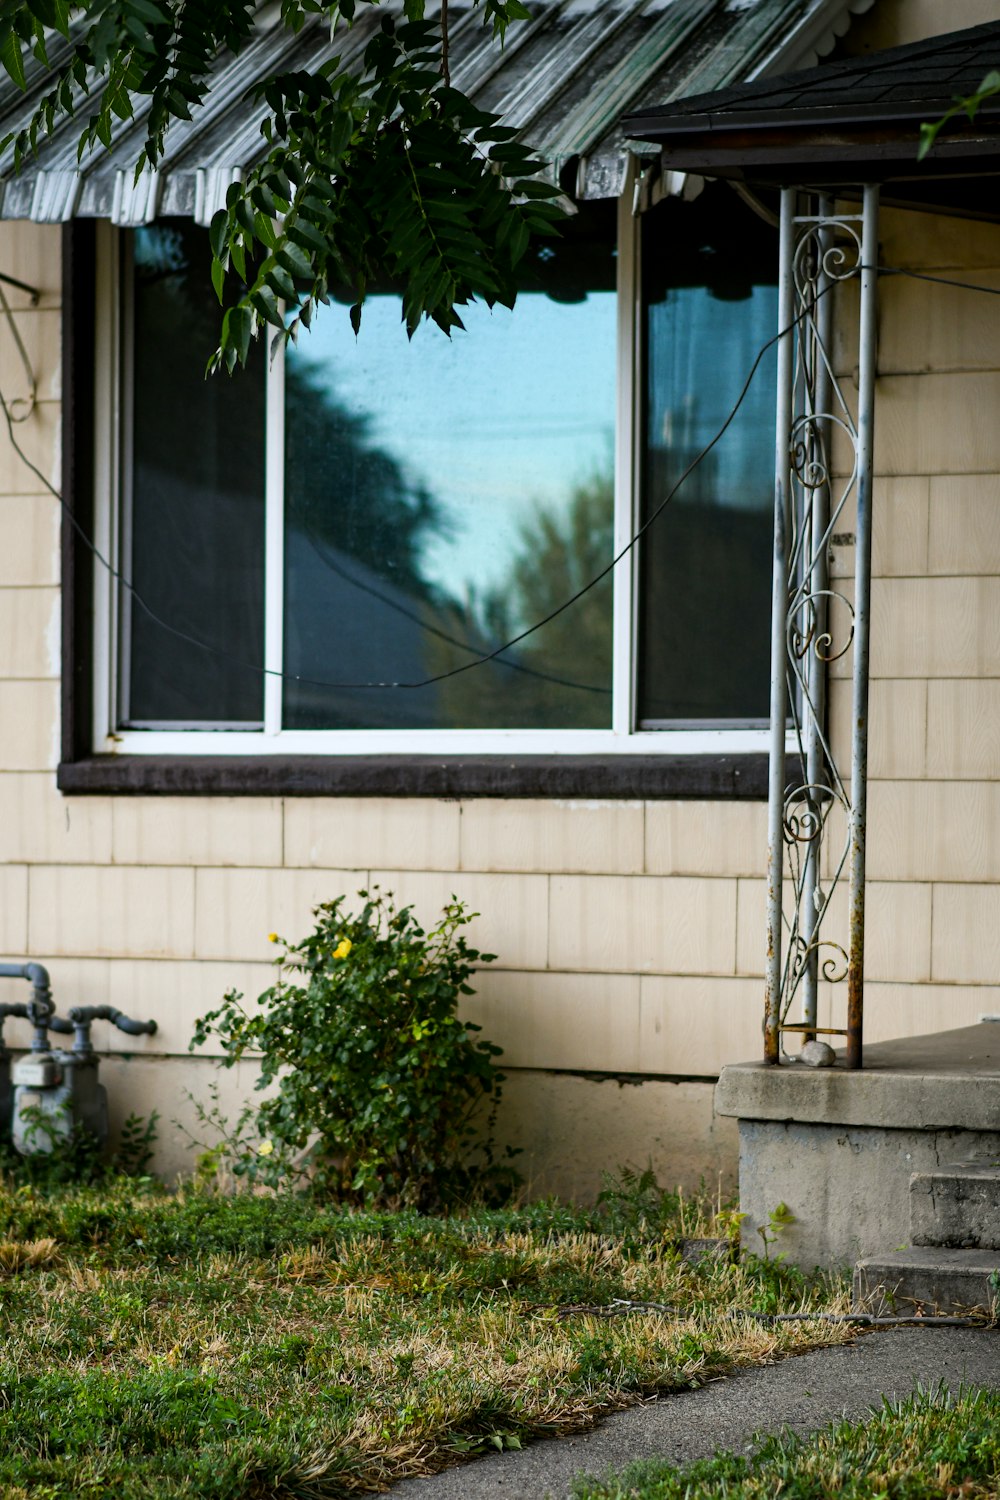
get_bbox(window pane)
[637,186,777,725]
[125,222,265,726]
[282,206,616,731]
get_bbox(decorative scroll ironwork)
[764,188,879,1069]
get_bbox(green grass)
[0,1179,853,1498]
[572,1385,1000,1498]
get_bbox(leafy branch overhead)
[0,0,567,368]
[918,67,1000,159]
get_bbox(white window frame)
[91,191,778,759]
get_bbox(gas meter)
[0,964,156,1156]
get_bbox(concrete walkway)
[390,1327,1000,1500]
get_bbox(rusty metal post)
[845,183,879,1069]
[764,187,796,1064]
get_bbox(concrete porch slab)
[714,1024,1000,1272]
[715,1024,1000,1131]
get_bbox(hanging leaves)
[0,0,567,367]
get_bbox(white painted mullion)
[611,158,639,739]
[263,331,285,736]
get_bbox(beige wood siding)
[2,182,1000,1194]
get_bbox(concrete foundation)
[98,1057,740,1203]
[715,1024,1000,1271]
[497,1070,738,1204]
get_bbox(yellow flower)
[267,932,279,944]
[257,1140,274,1157]
[333,939,352,960]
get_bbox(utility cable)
[0,294,799,694]
[876,264,1000,296]
[6,259,998,698]
[290,502,612,696]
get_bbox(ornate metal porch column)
[764,184,879,1069]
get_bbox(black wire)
[7,258,997,697]
[290,503,612,696]
[877,264,1000,296]
[0,279,828,694]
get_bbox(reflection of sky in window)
[647,283,777,509]
[287,291,616,596]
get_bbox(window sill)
[57,752,797,799]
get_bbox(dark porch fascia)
[619,116,1000,196]
[622,17,1000,204]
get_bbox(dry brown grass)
[0,1183,854,1496]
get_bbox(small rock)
[674,1236,736,1266]
[799,1040,837,1068]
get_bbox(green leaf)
[0,27,27,91]
[265,263,297,300]
[250,286,284,330]
[209,209,229,261]
[916,121,938,161]
[250,180,278,217]
[511,178,559,199]
[234,195,257,239]
[127,0,171,24]
[276,241,313,279]
[231,306,252,364]
[254,209,277,248]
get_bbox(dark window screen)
[282,204,617,731]
[125,222,265,726]
[637,185,777,726]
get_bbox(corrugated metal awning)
[0,0,875,224]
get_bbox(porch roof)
[622,17,1000,213]
[0,0,873,224]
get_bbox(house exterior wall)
[3,40,1000,1194]
[841,0,1000,53]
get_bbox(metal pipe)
[0,1002,30,1060]
[0,961,49,987]
[0,961,54,1050]
[799,199,834,1038]
[68,1004,157,1035]
[764,186,797,1064]
[846,184,880,1070]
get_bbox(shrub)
[191,889,518,1209]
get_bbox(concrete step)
[910,1162,1000,1249]
[854,1247,1000,1316]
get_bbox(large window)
[93,186,778,757]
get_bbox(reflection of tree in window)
[283,359,614,731]
[431,473,613,729]
[283,202,617,732]
[284,360,442,604]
